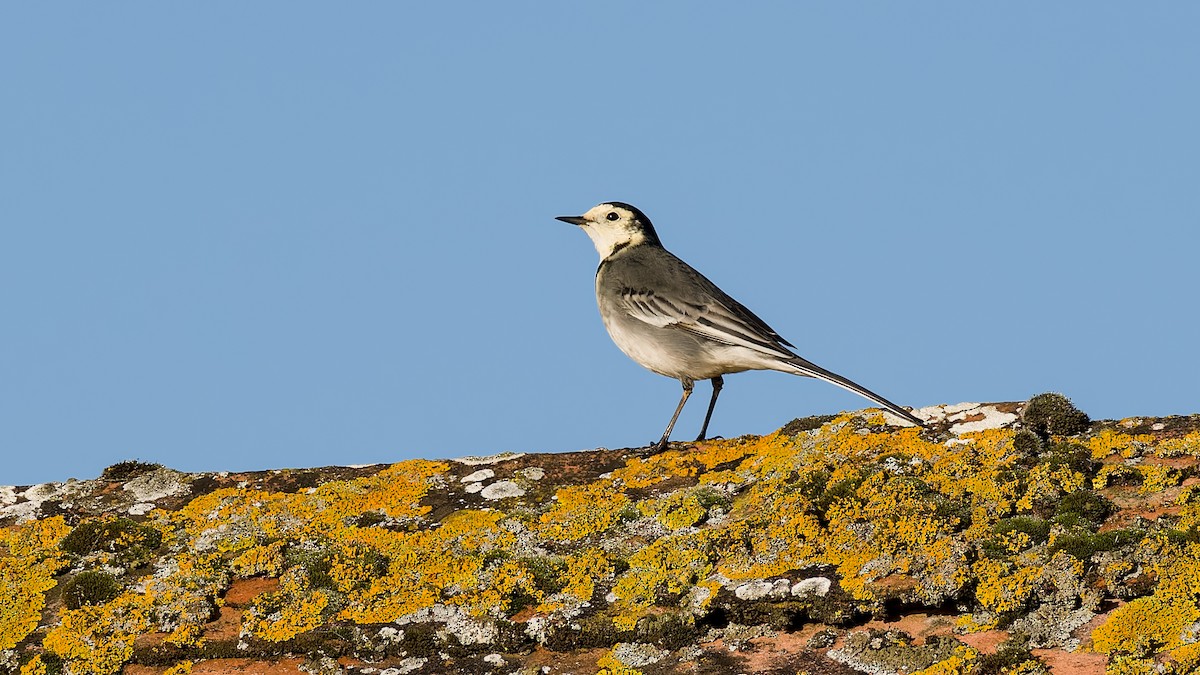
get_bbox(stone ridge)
[2,399,1199,675]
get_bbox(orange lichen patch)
[1154,430,1200,458]
[556,548,613,604]
[1086,429,1158,460]
[1091,541,1200,670]
[612,532,715,630]
[537,479,630,541]
[0,515,70,650]
[923,429,1026,520]
[909,644,981,674]
[230,539,285,577]
[17,654,47,675]
[243,568,328,642]
[826,471,966,602]
[1017,463,1086,511]
[43,592,153,675]
[717,493,823,580]
[595,649,645,675]
[638,487,707,530]
[10,406,1200,673]
[971,557,1044,619]
[1135,464,1182,494]
[335,508,522,622]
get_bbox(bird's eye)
[606,212,619,221]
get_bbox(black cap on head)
[605,201,661,245]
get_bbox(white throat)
[584,227,645,259]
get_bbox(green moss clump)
[59,517,163,566]
[977,638,1043,674]
[39,653,65,675]
[1054,490,1114,526]
[693,485,731,513]
[1022,393,1090,438]
[982,517,1051,558]
[284,547,335,590]
[62,570,121,609]
[815,475,866,516]
[1011,429,1043,460]
[100,459,164,480]
[780,415,838,435]
[1039,442,1099,480]
[523,557,568,595]
[993,516,1052,543]
[1049,529,1143,561]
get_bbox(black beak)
[555,215,587,226]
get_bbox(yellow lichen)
[0,516,70,650]
[557,548,613,603]
[163,661,194,675]
[1092,542,1200,667]
[1154,430,1200,458]
[613,533,714,630]
[1017,463,1085,511]
[910,644,980,674]
[595,649,644,675]
[538,480,630,541]
[230,539,285,577]
[243,568,329,642]
[1136,464,1180,494]
[18,656,46,675]
[9,410,1197,673]
[43,593,153,675]
[1086,429,1156,460]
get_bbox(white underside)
[600,309,791,381]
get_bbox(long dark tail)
[783,355,925,427]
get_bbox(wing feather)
[619,288,795,358]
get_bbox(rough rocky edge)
[2,395,1199,675]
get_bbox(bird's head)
[556,202,662,259]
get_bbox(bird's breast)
[595,284,757,381]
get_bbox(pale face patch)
[575,203,647,259]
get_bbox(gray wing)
[612,248,797,358]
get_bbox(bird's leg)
[654,378,694,451]
[694,375,724,442]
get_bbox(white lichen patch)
[377,626,404,644]
[792,577,832,597]
[381,657,427,675]
[461,468,495,483]
[128,502,156,516]
[948,404,1018,435]
[611,642,668,668]
[397,604,497,645]
[480,480,525,500]
[0,480,97,523]
[0,486,17,506]
[518,467,545,481]
[464,482,485,494]
[734,580,776,601]
[123,468,190,502]
[454,452,526,466]
[913,401,1023,435]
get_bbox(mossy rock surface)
[3,400,1200,674]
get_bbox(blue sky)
[3,4,1197,485]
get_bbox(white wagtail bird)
[556,201,925,451]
